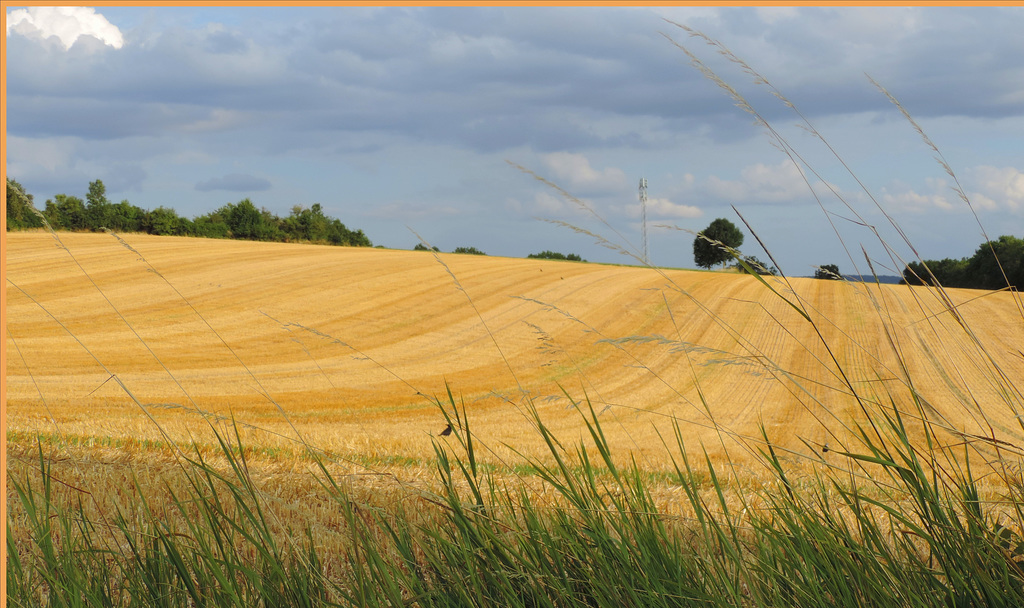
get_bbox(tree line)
[527,250,585,262]
[692,216,1023,290]
[412,244,586,261]
[5,177,372,247]
[413,244,491,255]
[901,235,1023,290]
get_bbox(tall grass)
[11,388,1024,606]
[8,23,1024,608]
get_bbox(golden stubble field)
[6,231,1024,491]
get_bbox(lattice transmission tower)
[639,177,649,265]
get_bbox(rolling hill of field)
[6,231,1024,472]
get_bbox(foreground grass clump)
[10,389,1024,607]
[400,399,1024,608]
[8,431,331,608]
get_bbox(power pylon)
[639,177,649,265]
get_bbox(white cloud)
[650,197,703,219]
[968,166,1024,212]
[6,7,124,50]
[968,193,1000,212]
[541,152,627,193]
[705,160,811,203]
[626,197,702,219]
[879,178,956,213]
[881,190,955,213]
[875,168,1024,215]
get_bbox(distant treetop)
[527,251,585,262]
[453,246,486,255]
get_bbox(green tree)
[966,235,1024,290]
[527,251,585,261]
[414,243,440,252]
[10,184,374,248]
[227,198,262,239]
[324,219,369,246]
[345,227,371,248]
[85,179,113,230]
[453,246,486,255]
[193,214,231,238]
[255,208,283,241]
[192,206,232,239]
[5,177,43,229]
[146,206,184,236]
[108,200,146,232]
[814,264,842,280]
[693,218,744,269]
[283,204,329,242]
[44,194,87,230]
[529,250,567,260]
[306,203,330,241]
[738,255,777,276]
[902,257,970,287]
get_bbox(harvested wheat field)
[6,231,1024,481]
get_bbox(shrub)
[453,246,486,255]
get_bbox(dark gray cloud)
[195,173,271,192]
[10,8,1023,136]
[7,6,1023,272]
[1,6,753,155]
[101,164,148,193]
[10,6,1021,159]
[714,7,1024,121]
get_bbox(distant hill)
[843,275,903,284]
[798,275,902,284]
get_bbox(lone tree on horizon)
[693,218,744,269]
[815,264,842,280]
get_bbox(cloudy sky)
[6,5,1024,276]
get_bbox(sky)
[5,5,1024,277]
